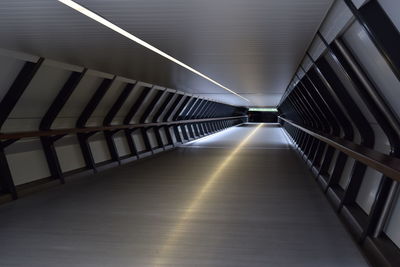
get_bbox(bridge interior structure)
[0,0,400,266]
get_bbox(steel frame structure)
[278,1,400,266]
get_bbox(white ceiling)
[0,0,333,106]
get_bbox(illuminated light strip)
[58,0,250,102]
[153,123,263,265]
[249,107,278,112]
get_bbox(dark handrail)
[279,117,400,182]
[0,116,247,140]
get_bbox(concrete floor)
[0,123,369,266]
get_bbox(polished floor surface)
[0,123,368,266]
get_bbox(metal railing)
[279,116,400,182]
[0,116,247,140]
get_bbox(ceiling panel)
[0,0,333,106]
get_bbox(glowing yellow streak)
[57,0,250,102]
[153,123,263,266]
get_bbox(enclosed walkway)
[0,124,367,266]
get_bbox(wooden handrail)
[0,116,247,140]
[279,116,400,182]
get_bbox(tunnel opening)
[247,107,279,123]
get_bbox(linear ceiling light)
[58,0,249,102]
[249,107,278,112]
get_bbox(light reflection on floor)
[153,123,264,266]
[183,123,291,149]
[0,123,368,267]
